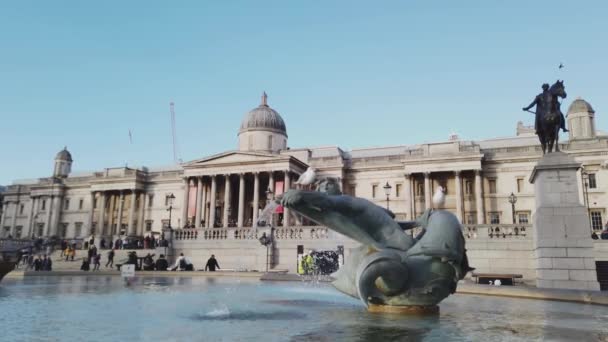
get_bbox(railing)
[461,224,532,239]
[172,226,331,241]
[0,238,34,252]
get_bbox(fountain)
[278,177,473,314]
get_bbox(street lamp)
[581,170,593,234]
[166,193,176,229]
[508,192,517,224]
[383,182,392,210]
[259,187,275,272]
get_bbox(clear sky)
[1,1,607,185]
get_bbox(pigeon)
[558,63,564,69]
[432,185,446,207]
[295,167,316,186]
[494,279,502,286]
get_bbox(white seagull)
[295,167,317,186]
[432,185,446,207]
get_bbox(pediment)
[183,151,287,168]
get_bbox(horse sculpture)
[538,80,567,154]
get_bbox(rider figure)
[523,83,568,133]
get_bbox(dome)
[567,98,595,115]
[239,92,287,136]
[55,147,73,162]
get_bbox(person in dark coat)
[34,256,42,271]
[205,255,220,272]
[155,255,169,271]
[106,249,115,268]
[80,258,90,271]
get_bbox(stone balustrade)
[0,238,33,252]
[462,224,532,240]
[172,226,331,242]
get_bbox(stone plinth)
[529,152,600,291]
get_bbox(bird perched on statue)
[295,167,317,186]
[432,186,446,207]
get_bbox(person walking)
[93,253,101,271]
[106,249,115,268]
[205,254,220,272]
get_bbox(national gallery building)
[1,93,607,277]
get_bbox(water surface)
[1,276,606,342]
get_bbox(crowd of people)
[17,253,53,271]
[83,235,166,251]
[592,225,608,240]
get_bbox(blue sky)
[1,1,607,185]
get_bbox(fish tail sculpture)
[280,177,473,313]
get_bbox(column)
[237,173,245,227]
[424,172,431,209]
[45,197,53,236]
[474,170,485,224]
[181,177,189,228]
[26,197,36,238]
[87,192,95,237]
[128,190,136,235]
[138,192,146,235]
[252,172,260,227]
[116,191,125,236]
[454,171,463,222]
[49,196,62,236]
[0,202,7,228]
[209,176,217,228]
[11,201,18,233]
[269,171,275,193]
[98,193,107,236]
[404,174,413,219]
[284,170,291,227]
[223,174,231,228]
[195,177,203,227]
[201,181,208,227]
[107,193,116,235]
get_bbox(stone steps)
[46,249,157,270]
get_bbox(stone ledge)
[456,283,608,305]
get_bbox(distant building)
[1,94,606,240]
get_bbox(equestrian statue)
[522,80,568,154]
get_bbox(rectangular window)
[517,178,524,193]
[75,222,83,237]
[489,212,500,224]
[41,199,47,211]
[590,210,603,231]
[135,197,140,210]
[395,184,402,197]
[489,179,497,194]
[349,186,356,196]
[19,204,24,215]
[165,195,170,206]
[91,223,97,235]
[465,180,473,195]
[416,183,424,196]
[79,199,84,210]
[148,195,154,208]
[93,198,98,209]
[372,185,378,198]
[145,220,153,232]
[37,223,44,237]
[465,213,476,225]
[60,223,68,238]
[15,226,22,238]
[267,135,273,150]
[64,199,70,210]
[162,219,170,229]
[588,173,597,189]
[517,212,529,224]
[3,227,10,238]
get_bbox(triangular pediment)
[183,151,288,168]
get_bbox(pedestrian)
[205,254,220,272]
[34,256,42,271]
[155,254,169,271]
[80,258,90,271]
[65,245,71,261]
[106,249,115,268]
[93,253,101,271]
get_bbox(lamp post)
[383,182,392,210]
[581,170,593,234]
[166,193,176,229]
[259,188,275,272]
[508,192,517,224]
[163,193,176,254]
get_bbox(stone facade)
[1,94,607,283]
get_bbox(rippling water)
[1,276,606,342]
